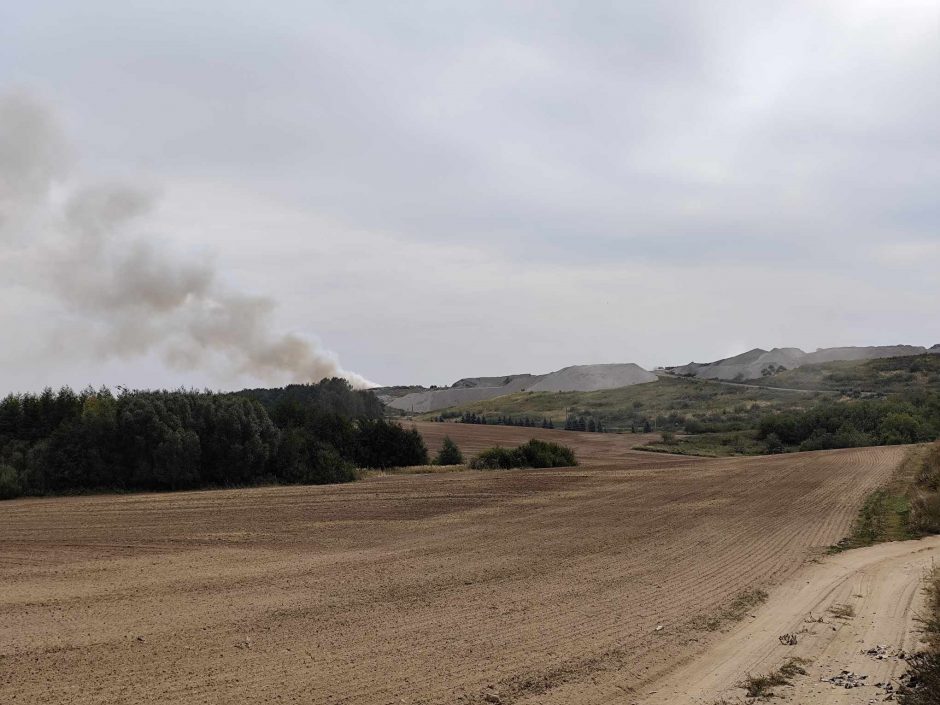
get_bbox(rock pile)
[821,670,867,689]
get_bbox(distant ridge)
[671,345,930,381]
[385,363,656,413]
[528,363,656,393]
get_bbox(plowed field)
[0,423,906,704]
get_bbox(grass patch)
[898,568,940,704]
[637,431,768,457]
[749,353,940,395]
[361,464,467,477]
[740,658,809,698]
[910,443,940,535]
[417,375,821,432]
[691,588,769,631]
[831,490,914,551]
[831,445,939,553]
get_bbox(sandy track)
[642,535,940,704]
[0,424,907,704]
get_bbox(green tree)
[435,436,464,465]
[764,432,785,454]
[0,464,21,499]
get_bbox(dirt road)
[0,424,908,704]
[642,535,940,704]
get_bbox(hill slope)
[388,363,656,413]
[528,363,656,392]
[747,352,940,394]
[419,374,823,431]
[672,345,929,381]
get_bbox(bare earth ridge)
[0,423,909,704]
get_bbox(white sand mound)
[528,363,657,393]
[451,374,542,389]
[387,375,540,413]
[673,345,929,381]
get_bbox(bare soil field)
[0,423,908,704]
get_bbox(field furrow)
[0,423,905,704]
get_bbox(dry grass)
[691,588,768,631]
[361,463,468,478]
[899,567,940,704]
[740,658,809,698]
[910,443,940,535]
[831,444,935,553]
[828,603,856,620]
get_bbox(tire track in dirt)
[641,536,940,704]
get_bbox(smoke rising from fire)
[0,91,374,389]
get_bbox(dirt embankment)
[0,424,906,704]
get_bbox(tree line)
[452,412,556,428]
[757,393,940,452]
[564,416,606,432]
[0,380,427,500]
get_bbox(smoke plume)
[0,91,375,389]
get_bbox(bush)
[758,395,940,451]
[0,464,22,500]
[899,570,940,704]
[469,439,577,470]
[517,438,577,467]
[434,436,464,465]
[764,432,785,454]
[469,446,518,470]
[274,428,357,484]
[918,443,940,490]
[910,443,940,535]
[354,419,428,468]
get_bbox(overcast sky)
[1,1,938,392]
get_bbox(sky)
[0,0,938,393]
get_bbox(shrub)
[764,432,785,454]
[274,429,357,484]
[354,419,429,468]
[516,439,577,467]
[470,446,518,470]
[898,569,940,704]
[469,439,577,470]
[918,443,940,490]
[758,394,940,451]
[741,658,808,698]
[0,464,22,500]
[910,443,940,535]
[434,436,464,465]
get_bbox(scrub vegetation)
[468,439,577,470]
[832,443,940,552]
[429,356,940,457]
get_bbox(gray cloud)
[0,1,937,388]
